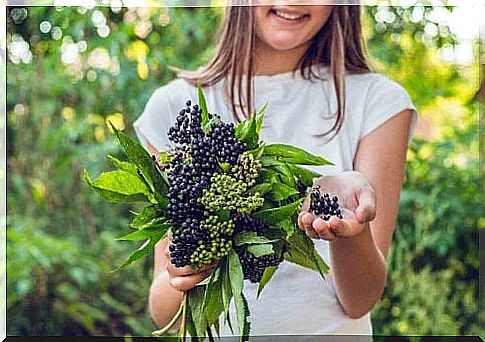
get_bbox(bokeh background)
[6,1,481,337]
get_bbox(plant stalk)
[151,295,185,337]
[179,292,188,342]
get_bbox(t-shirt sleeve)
[133,86,175,152]
[360,75,418,145]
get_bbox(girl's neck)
[253,38,309,76]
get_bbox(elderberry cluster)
[237,248,283,283]
[165,100,249,268]
[233,215,284,283]
[309,186,343,220]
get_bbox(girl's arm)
[330,109,414,318]
[298,109,414,318]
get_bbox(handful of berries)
[84,87,343,341]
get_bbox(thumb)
[356,185,376,223]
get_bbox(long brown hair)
[178,5,371,138]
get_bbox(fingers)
[169,268,213,292]
[312,218,337,241]
[356,185,377,223]
[298,212,319,239]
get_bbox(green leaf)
[257,266,277,298]
[202,116,222,134]
[260,155,284,167]
[286,164,322,187]
[280,218,296,237]
[130,205,165,229]
[235,112,259,150]
[221,259,233,332]
[186,306,199,341]
[204,267,225,325]
[198,84,209,126]
[228,250,243,295]
[228,250,250,340]
[263,143,333,166]
[110,123,169,205]
[255,102,268,136]
[246,183,272,196]
[269,183,299,202]
[84,169,149,203]
[233,292,250,342]
[247,144,265,159]
[252,198,304,226]
[188,285,208,337]
[271,163,296,188]
[247,244,274,257]
[235,231,278,246]
[284,229,329,279]
[116,224,170,241]
[114,233,163,270]
[107,155,138,176]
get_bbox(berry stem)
[151,294,185,337]
[179,292,188,342]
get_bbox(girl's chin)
[263,36,307,51]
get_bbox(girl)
[133,3,417,337]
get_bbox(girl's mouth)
[270,7,309,23]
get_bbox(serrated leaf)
[255,102,268,136]
[114,233,163,270]
[130,205,165,229]
[247,144,265,159]
[228,250,243,295]
[252,198,304,226]
[260,155,284,167]
[110,123,169,205]
[116,224,170,241]
[204,266,225,325]
[271,163,296,188]
[247,243,274,257]
[235,231,278,246]
[235,112,259,150]
[284,229,329,279]
[198,84,209,126]
[228,250,248,340]
[246,183,272,196]
[234,292,250,342]
[107,155,138,176]
[286,164,322,187]
[269,183,299,202]
[257,266,277,298]
[202,116,222,134]
[188,285,208,338]
[186,306,199,341]
[84,169,149,203]
[263,143,333,166]
[280,218,296,237]
[221,259,233,331]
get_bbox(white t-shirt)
[133,66,417,337]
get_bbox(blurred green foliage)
[6,2,479,337]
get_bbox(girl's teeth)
[274,10,305,21]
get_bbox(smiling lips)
[270,7,309,22]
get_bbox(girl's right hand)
[163,239,216,292]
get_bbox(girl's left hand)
[297,171,377,241]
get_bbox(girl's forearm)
[329,225,387,319]
[148,270,184,328]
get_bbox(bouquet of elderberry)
[84,87,343,341]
